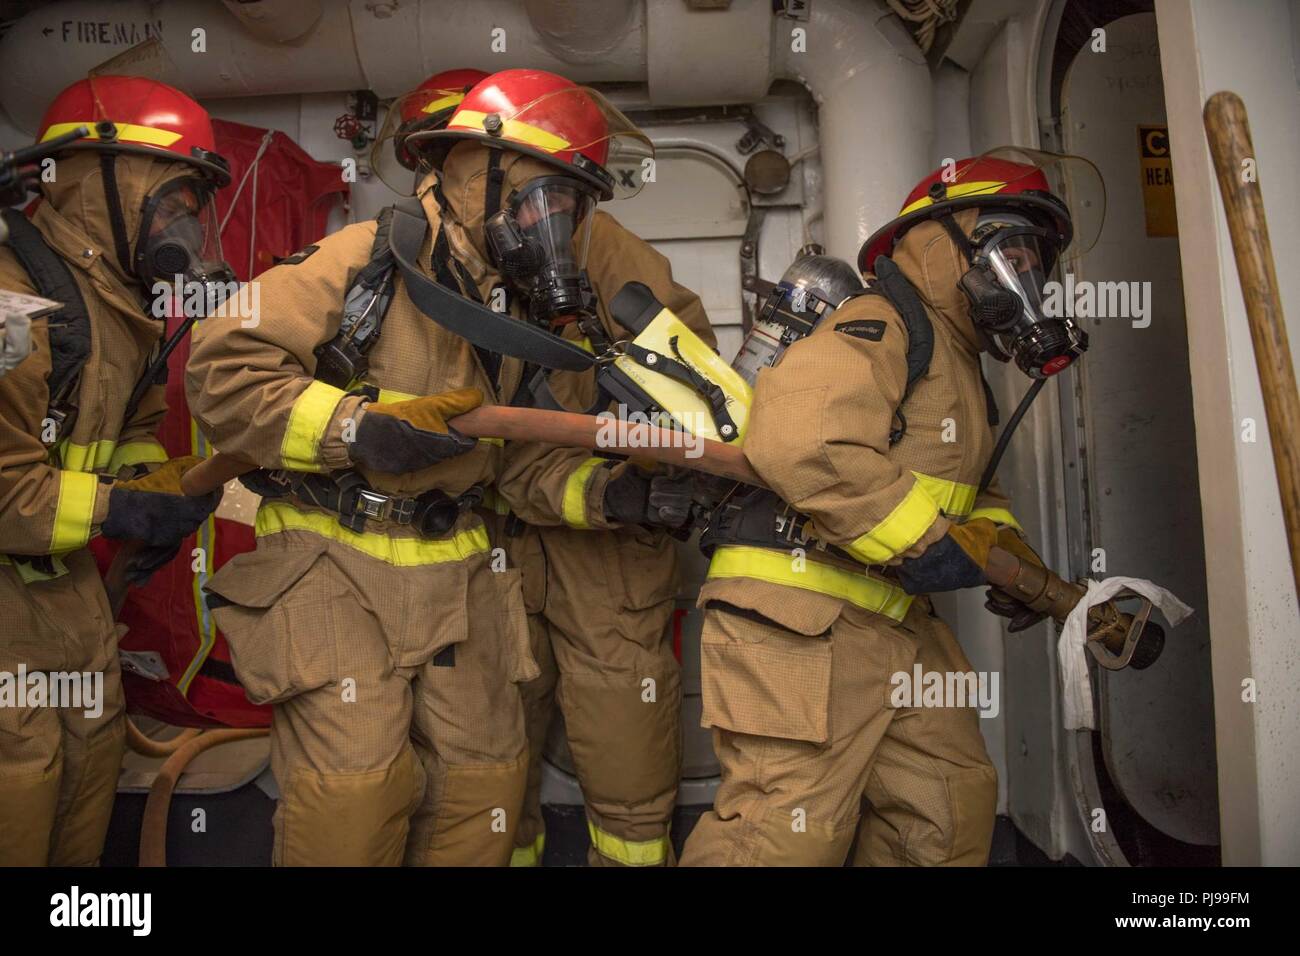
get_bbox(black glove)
[896,518,997,595]
[101,456,222,547]
[122,541,185,587]
[984,588,1048,632]
[603,469,694,529]
[349,389,482,473]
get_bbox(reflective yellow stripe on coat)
[108,439,168,473]
[255,500,490,567]
[707,545,915,623]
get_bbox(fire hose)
[159,404,1164,671]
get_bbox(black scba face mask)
[485,175,598,325]
[957,213,1088,378]
[134,177,237,315]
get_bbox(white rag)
[1058,577,1194,730]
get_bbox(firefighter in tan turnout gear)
[397,68,714,867]
[0,76,230,865]
[187,67,690,866]
[680,149,1094,867]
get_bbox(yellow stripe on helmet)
[421,92,466,115]
[41,121,183,148]
[450,110,572,154]
[899,180,1009,216]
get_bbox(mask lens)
[985,234,1050,318]
[511,180,595,271]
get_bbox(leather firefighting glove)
[603,467,695,529]
[101,456,223,584]
[984,526,1049,632]
[348,387,483,474]
[896,516,999,595]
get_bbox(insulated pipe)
[220,0,323,44]
[0,0,934,271]
[772,0,934,262]
[523,0,641,64]
[0,0,368,131]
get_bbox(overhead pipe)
[0,0,934,266]
[771,0,934,262]
[220,0,323,44]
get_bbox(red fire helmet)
[35,75,230,185]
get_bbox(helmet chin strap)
[98,152,135,278]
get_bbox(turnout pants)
[680,589,996,867]
[505,523,682,867]
[0,550,126,866]
[207,516,535,866]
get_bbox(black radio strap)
[387,204,595,373]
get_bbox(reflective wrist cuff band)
[967,506,1022,531]
[914,471,978,517]
[108,439,168,473]
[843,479,940,564]
[50,470,100,552]
[280,379,348,472]
[562,456,608,530]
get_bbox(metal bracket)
[1086,590,1154,671]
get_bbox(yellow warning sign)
[1139,125,1177,237]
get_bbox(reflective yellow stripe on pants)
[510,833,545,867]
[587,820,669,867]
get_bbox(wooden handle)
[1205,91,1300,601]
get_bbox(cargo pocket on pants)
[699,603,835,745]
[494,568,539,684]
[204,542,339,706]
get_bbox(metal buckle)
[354,489,392,521]
[595,340,628,366]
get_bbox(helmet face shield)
[962,146,1106,260]
[372,88,470,195]
[485,176,598,323]
[135,176,236,310]
[964,212,1088,377]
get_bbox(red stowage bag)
[94,119,348,728]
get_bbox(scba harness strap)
[853,254,998,444]
[0,208,92,433]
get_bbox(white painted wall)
[1155,0,1300,866]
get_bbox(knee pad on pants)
[48,714,126,867]
[860,763,997,866]
[274,745,423,867]
[409,751,528,867]
[0,751,61,866]
[558,662,681,811]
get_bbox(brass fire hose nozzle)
[983,549,1165,671]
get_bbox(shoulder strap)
[387,203,595,373]
[0,208,92,429]
[313,207,403,389]
[856,255,934,445]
